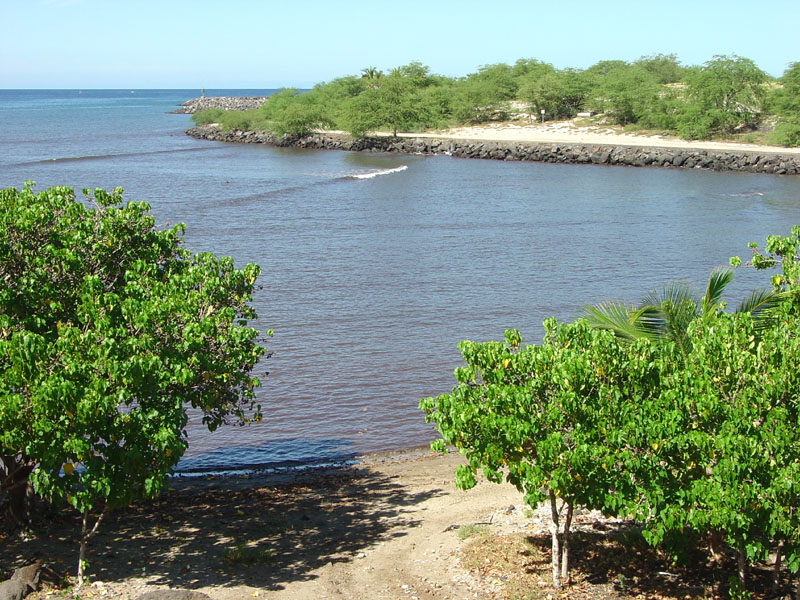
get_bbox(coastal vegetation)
[191,54,800,146]
[2,190,800,596]
[0,183,269,583]
[421,227,800,594]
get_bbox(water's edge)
[185,125,800,176]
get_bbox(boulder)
[0,563,41,600]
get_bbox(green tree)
[587,64,661,125]
[360,66,383,83]
[519,69,588,120]
[629,312,800,591]
[345,69,427,137]
[420,322,642,588]
[451,63,519,123]
[633,53,687,84]
[734,225,800,314]
[510,57,556,80]
[0,184,268,583]
[677,54,767,138]
[768,62,800,147]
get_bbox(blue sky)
[2,0,798,88]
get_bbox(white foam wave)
[351,165,408,179]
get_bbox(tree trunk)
[737,545,747,590]
[561,501,574,583]
[549,490,561,589]
[1,454,35,527]
[78,509,89,586]
[709,529,725,563]
[77,507,106,586]
[774,541,784,592]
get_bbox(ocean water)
[3,89,800,474]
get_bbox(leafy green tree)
[768,62,800,146]
[734,225,800,314]
[510,57,556,80]
[772,62,800,114]
[451,63,520,123]
[630,312,800,591]
[634,53,687,84]
[769,114,800,147]
[345,69,427,137]
[421,322,643,588]
[470,62,518,99]
[360,66,383,83]
[391,61,434,87]
[519,69,588,120]
[0,184,268,583]
[677,54,767,138]
[587,64,661,125]
[584,59,631,78]
[305,76,368,129]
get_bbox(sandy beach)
[400,120,800,155]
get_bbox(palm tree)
[360,66,383,86]
[583,266,782,357]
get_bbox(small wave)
[350,165,408,180]
[728,191,764,197]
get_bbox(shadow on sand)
[1,464,445,593]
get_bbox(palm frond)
[582,302,657,341]
[735,288,788,330]
[735,288,783,314]
[660,299,697,338]
[636,305,667,337]
[641,282,700,315]
[701,266,734,316]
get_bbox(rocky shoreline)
[185,125,800,175]
[170,96,269,114]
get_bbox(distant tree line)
[191,54,800,146]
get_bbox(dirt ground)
[1,449,549,600]
[2,448,785,599]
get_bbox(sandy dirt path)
[4,450,544,600]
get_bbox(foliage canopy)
[0,183,268,581]
[422,228,800,592]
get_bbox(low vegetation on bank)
[191,54,800,146]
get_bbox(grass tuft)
[457,524,490,540]
[221,543,274,566]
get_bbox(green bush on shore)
[191,54,800,146]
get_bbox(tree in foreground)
[0,183,268,583]
[420,322,646,588]
[422,228,800,593]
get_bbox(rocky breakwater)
[170,96,269,114]
[185,125,800,176]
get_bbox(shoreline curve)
[185,124,800,176]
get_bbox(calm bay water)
[3,89,800,473]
